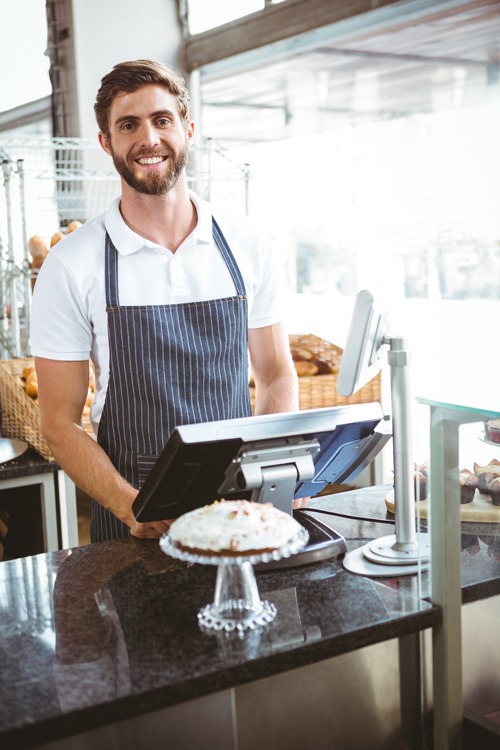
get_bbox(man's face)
[99,84,194,196]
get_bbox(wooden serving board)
[385,488,500,523]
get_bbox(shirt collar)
[188,190,213,244]
[104,191,213,256]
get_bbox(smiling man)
[29,60,300,543]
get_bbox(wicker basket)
[0,358,93,461]
[250,333,381,412]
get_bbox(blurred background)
[1,0,499,415]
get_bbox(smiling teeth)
[138,156,163,165]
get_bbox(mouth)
[134,155,167,167]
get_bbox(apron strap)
[105,232,120,309]
[211,217,247,297]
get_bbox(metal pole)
[244,163,250,216]
[18,158,31,355]
[2,160,20,357]
[388,334,417,548]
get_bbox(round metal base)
[343,534,429,578]
[363,533,430,565]
[343,545,427,577]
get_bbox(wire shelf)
[0,137,250,358]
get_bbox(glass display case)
[417,398,500,749]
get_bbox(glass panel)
[187,0,264,34]
[415,399,500,590]
[0,0,50,111]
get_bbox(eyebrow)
[113,110,176,127]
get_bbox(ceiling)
[197,0,500,146]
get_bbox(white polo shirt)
[29,190,285,431]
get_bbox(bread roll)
[67,220,82,233]
[312,358,338,375]
[25,372,38,398]
[28,235,48,261]
[50,231,65,247]
[294,361,319,377]
[292,348,315,362]
[88,364,95,392]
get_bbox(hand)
[129,519,173,539]
[293,496,310,510]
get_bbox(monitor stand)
[343,335,430,577]
[249,461,347,570]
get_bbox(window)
[187,0,265,34]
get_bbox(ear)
[98,131,112,156]
[186,121,195,147]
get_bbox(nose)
[137,120,161,149]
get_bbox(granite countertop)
[0,445,58,480]
[313,485,500,603]
[1,484,499,749]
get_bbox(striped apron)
[90,218,252,542]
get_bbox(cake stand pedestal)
[160,527,308,633]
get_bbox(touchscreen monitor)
[133,402,390,522]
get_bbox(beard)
[110,145,189,196]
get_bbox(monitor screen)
[133,402,390,522]
[337,290,390,398]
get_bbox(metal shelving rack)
[0,137,250,359]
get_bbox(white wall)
[70,0,183,138]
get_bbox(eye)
[120,121,136,132]
[156,117,171,127]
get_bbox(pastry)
[292,348,314,362]
[66,220,82,233]
[168,499,301,556]
[294,361,319,376]
[485,420,500,444]
[489,477,500,506]
[28,235,48,262]
[312,358,338,375]
[50,231,65,247]
[473,461,500,493]
[414,464,428,500]
[459,469,478,504]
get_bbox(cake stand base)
[160,526,308,633]
[198,599,277,633]
[199,559,277,633]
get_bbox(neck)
[119,178,197,252]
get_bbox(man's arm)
[35,357,171,539]
[248,322,298,415]
[248,323,309,508]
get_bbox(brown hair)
[94,59,191,136]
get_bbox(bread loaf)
[50,231,65,247]
[28,235,48,261]
[66,220,82,233]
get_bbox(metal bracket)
[218,438,320,514]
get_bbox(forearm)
[41,417,137,527]
[253,370,299,415]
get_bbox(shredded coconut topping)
[169,499,301,553]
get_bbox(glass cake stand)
[160,527,309,633]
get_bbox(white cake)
[169,499,301,555]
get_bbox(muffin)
[473,461,500,493]
[489,477,500,506]
[459,469,478,504]
[485,420,500,444]
[414,464,428,500]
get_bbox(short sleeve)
[29,250,93,360]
